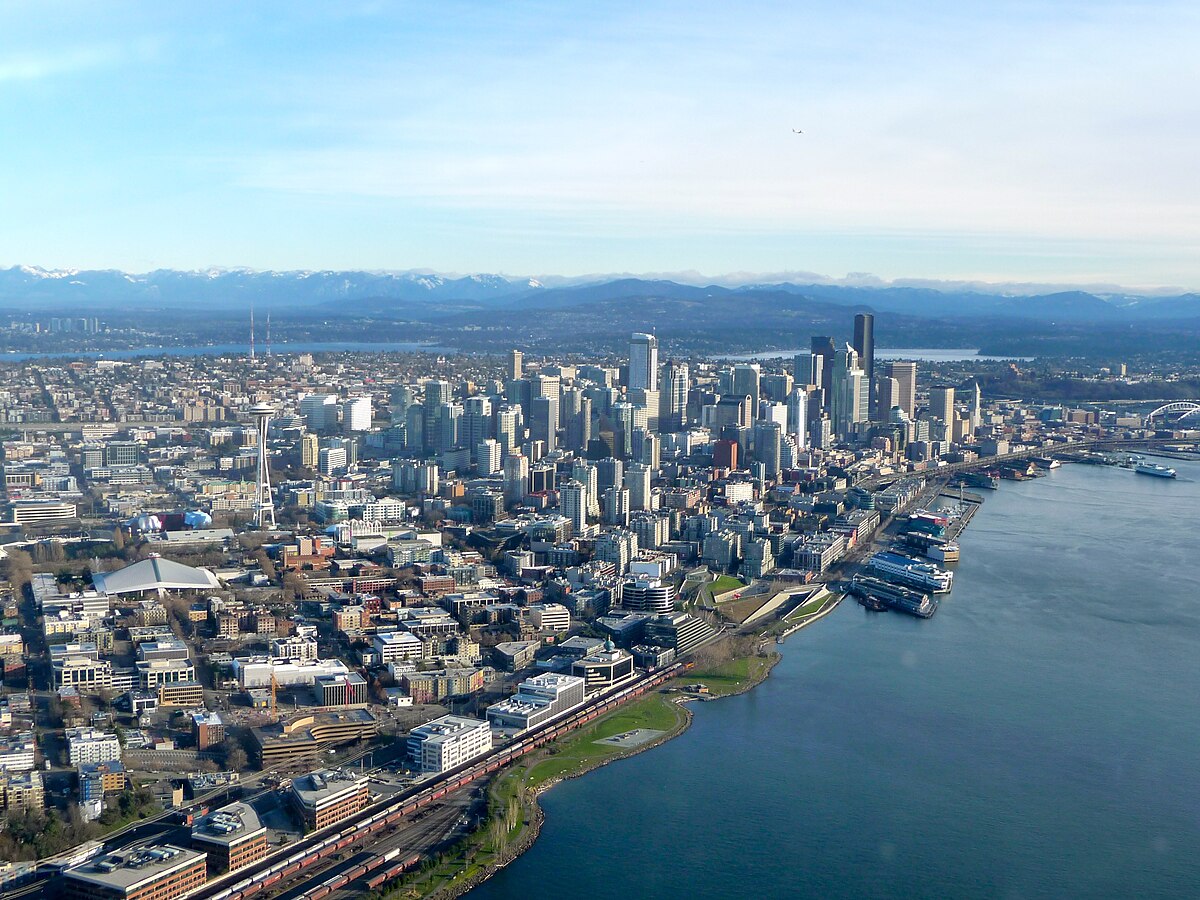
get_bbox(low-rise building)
[373,630,424,664]
[289,770,368,832]
[79,761,127,802]
[190,802,268,874]
[0,769,44,813]
[486,673,586,733]
[250,709,379,767]
[400,668,484,704]
[407,715,492,774]
[0,732,35,772]
[67,727,122,767]
[313,672,368,707]
[62,845,207,900]
[191,711,225,750]
[571,642,636,694]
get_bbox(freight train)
[194,662,687,900]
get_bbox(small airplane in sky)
[792,128,803,133]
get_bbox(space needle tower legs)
[249,402,277,529]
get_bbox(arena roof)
[92,555,220,595]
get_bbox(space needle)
[248,402,277,529]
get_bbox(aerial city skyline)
[1,1,1199,899]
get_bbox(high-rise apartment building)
[342,396,372,432]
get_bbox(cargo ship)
[866,551,954,593]
[849,576,937,618]
[1135,461,1177,478]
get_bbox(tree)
[222,738,248,772]
[111,527,126,551]
[3,548,33,593]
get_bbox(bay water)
[469,461,1200,899]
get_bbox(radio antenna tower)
[249,402,276,528]
[249,305,256,362]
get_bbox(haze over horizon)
[3,1,1199,288]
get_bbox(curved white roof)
[93,556,220,595]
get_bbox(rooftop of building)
[191,802,265,846]
[64,845,206,893]
[410,714,489,741]
[289,769,366,807]
[92,555,220,596]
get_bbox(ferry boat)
[1135,461,1177,479]
[866,551,954,593]
[849,576,937,618]
[1031,456,1061,469]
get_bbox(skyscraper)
[967,380,982,431]
[342,396,372,433]
[731,364,761,412]
[853,313,875,399]
[929,386,956,425]
[561,480,588,536]
[754,420,782,479]
[659,361,689,433]
[629,333,659,391]
[830,345,869,438]
[885,361,917,420]
[507,349,523,382]
[625,463,652,511]
[787,388,808,449]
[530,395,559,453]
[810,336,836,411]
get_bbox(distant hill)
[1,266,1198,331]
[0,266,544,312]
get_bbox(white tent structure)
[92,554,221,597]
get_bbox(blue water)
[0,341,448,362]
[717,347,1034,362]
[470,462,1200,899]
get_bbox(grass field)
[523,693,688,789]
[709,575,745,597]
[681,653,777,697]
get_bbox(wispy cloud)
[0,46,118,82]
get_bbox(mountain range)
[2,265,1196,326]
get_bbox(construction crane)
[270,671,279,722]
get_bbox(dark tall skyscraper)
[853,313,875,388]
[853,313,875,418]
[810,336,836,412]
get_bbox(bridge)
[1143,401,1200,429]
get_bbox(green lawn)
[681,654,777,697]
[709,575,745,597]
[523,693,687,789]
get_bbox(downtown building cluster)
[0,332,1192,888]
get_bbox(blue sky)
[1,1,1198,288]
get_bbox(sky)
[1,1,1198,288]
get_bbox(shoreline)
[431,652,783,899]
